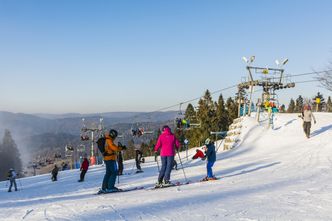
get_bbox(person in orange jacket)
[100,129,125,193]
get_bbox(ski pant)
[158,156,174,182]
[102,160,118,190]
[80,170,87,181]
[8,178,17,191]
[135,150,143,171]
[52,173,58,181]
[303,121,311,137]
[207,161,215,178]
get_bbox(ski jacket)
[81,158,89,171]
[192,149,205,159]
[8,170,17,180]
[52,166,58,175]
[154,127,180,157]
[104,135,122,161]
[205,143,216,162]
[302,110,316,123]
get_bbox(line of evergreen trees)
[0,129,22,181]
[121,90,239,159]
[180,90,238,147]
[287,93,332,113]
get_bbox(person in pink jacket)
[154,125,180,187]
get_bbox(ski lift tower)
[81,117,104,165]
[238,57,295,118]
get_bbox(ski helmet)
[109,129,118,139]
[204,138,211,145]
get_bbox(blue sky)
[0,0,331,114]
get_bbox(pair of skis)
[96,177,219,195]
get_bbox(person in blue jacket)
[202,138,217,181]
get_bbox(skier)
[7,168,17,192]
[302,104,316,138]
[100,129,126,193]
[51,164,59,181]
[192,149,205,159]
[135,146,144,173]
[201,138,217,181]
[78,155,89,182]
[154,125,180,187]
[117,148,124,176]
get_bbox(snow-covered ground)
[1,113,332,221]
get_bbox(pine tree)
[182,104,197,148]
[215,93,229,132]
[195,90,216,146]
[295,95,304,113]
[327,96,332,112]
[0,129,22,181]
[287,99,295,113]
[226,97,238,123]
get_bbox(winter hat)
[205,138,211,145]
[162,125,170,132]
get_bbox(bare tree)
[315,64,332,91]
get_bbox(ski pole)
[215,139,224,153]
[130,160,136,175]
[18,179,22,191]
[176,150,188,183]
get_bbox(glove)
[121,145,127,150]
[154,151,158,156]
[202,156,207,161]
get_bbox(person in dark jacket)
[117,150,124,175]
[78,156,89,182]
[135,148,143,173]
[202,138,217,181]
[154,125,180,187]
[51,164,59,181]
[8,168,18,192]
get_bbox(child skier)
[201,138,217,181]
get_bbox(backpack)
[96,137,106,155]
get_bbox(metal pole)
[248,85,254,116]
[238,87,242,117]
[91,131,94,158]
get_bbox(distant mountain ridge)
[0,111,178,136]
[0,110,178,165]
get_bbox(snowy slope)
[1,113,332,221]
